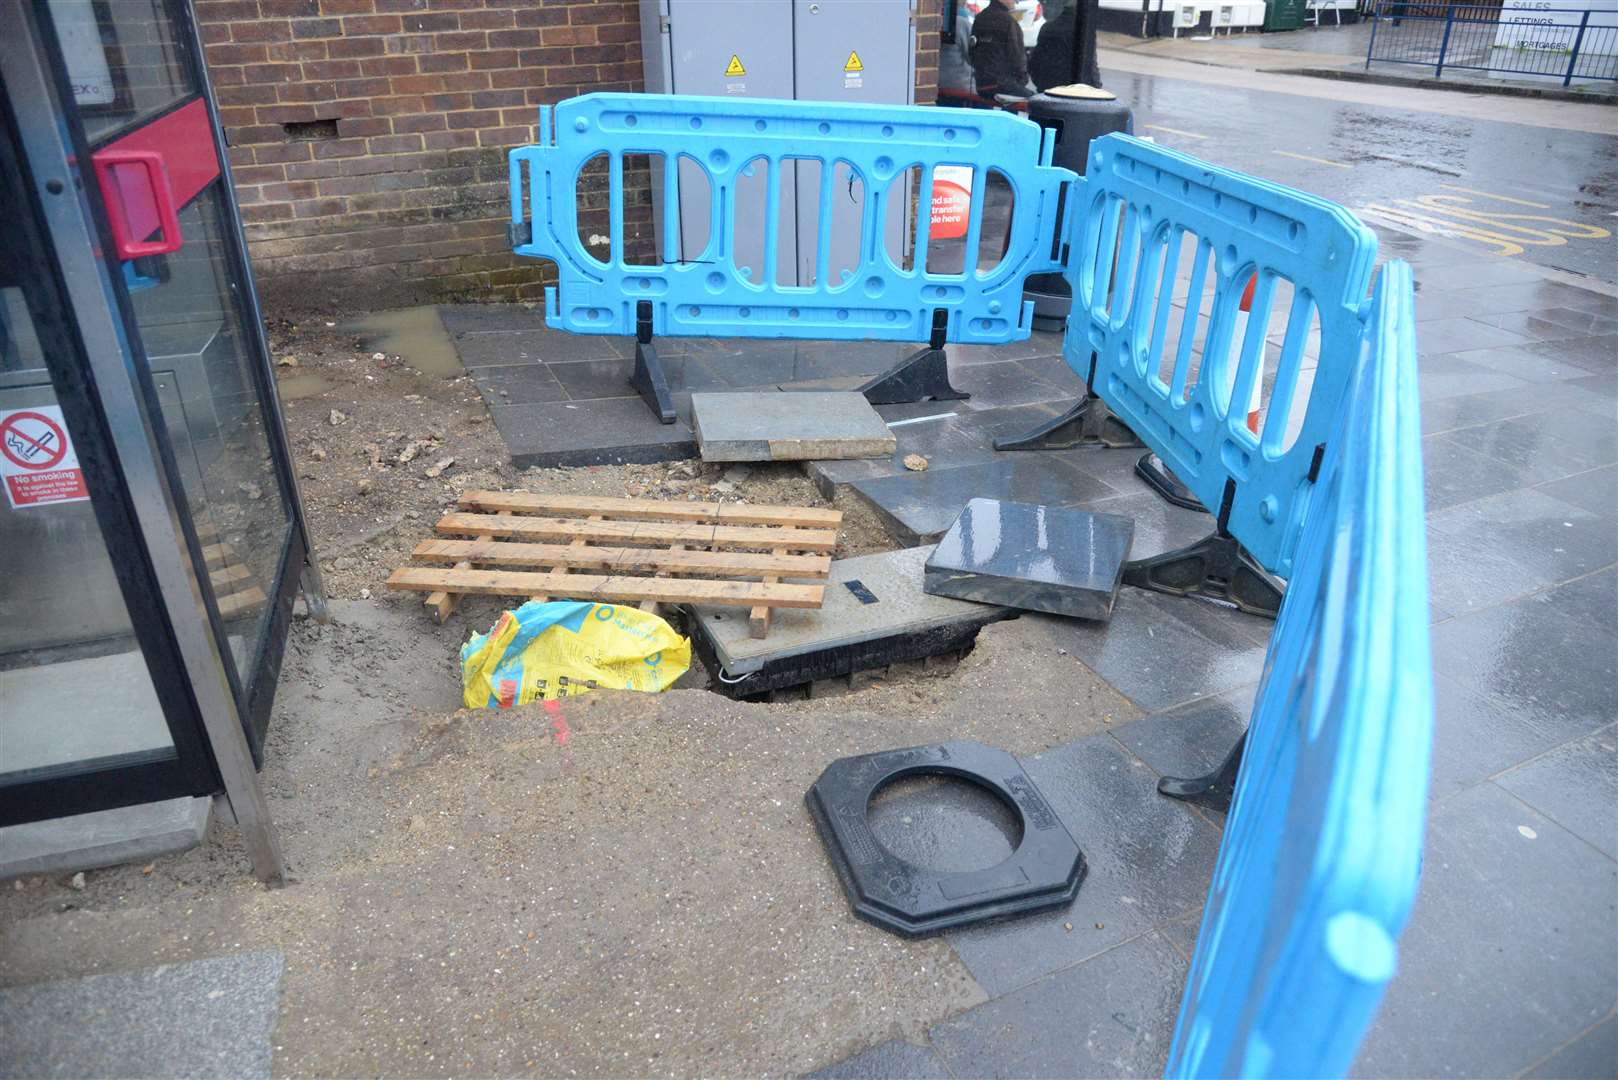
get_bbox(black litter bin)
[1024,85,1133,332]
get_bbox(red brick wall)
[197,1,943,314]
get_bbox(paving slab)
[1079,489,1212,562]
[452,327,629,367]
[689,546,1011,690]
[930,930,1189,1078]
[691,392,895,462]
[808,1039,952,1080]
[488,394,696,468]
[1354,783,1618,1079]
[1526,566,1617,634]
[1522,1015,1617,1080]
[0,951,284,1079]
[1496,724,1618,859]
[850,457,1117,546]
[1441,410,1617,485]
[924,499,1134,621]
[945,732,1222,998]
[0,796,211,877]
[1109,685,1258,793]
[1534,464,1618,519]
[1430,486,1617,583]
[468,362,569,406]
[1421,434,1534,513]
[807,402,1066,495]
[952,358,1072,410]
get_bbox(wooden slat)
[749,546,792,639]
[458,490,842,529]
[409,538,832,578]
[435,512,839,552]
[532,514,601,604]
[640,542,683,614]
[388,567,826,609]
[201,542,235,570]
[209,563,253,589]
[216,586,267,619]
[425,508,511,622]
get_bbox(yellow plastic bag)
[460,601,691,708]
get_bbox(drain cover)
[806,741,1086,937]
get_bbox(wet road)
[1098,65,1618,281]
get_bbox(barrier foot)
[629,301,676,425]
[1136,452,1207,513]
[994,394,1144,451]
[1123,531,1285,618]
[859,308,969,406]
[1157,731,1246,814]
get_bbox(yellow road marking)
[1357,203,1525,257]
[1438,184,1552,209]
[1144,123,1207,140]
[1411,195,1611,241]
[1272,150,1351,169]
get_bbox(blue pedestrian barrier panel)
[508,93,1074,345]
[1064,133,1379,580]
[1165,260,1434,1079]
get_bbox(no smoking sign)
[0,405,89,509]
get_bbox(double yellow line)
[1358,187,1610,258]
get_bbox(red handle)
[91,149,183,260]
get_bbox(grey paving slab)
[1443,345,1595,384]
[437,302,547,335]
[1158,911,1204,966]
[1455,280,1618,318]
[1419,380,1613,437]
[690,546,1009,676]
[1109,685,1257,791]
[850,457,1117,546]
[1535,464,1618,519]
[0,796,210,877]
[1415,351,1534,402]
[0,951,284,1079]
[948,333,1064,366]
[924,499,1134,621]
[1423,519,1559,617]
[1522,1015,1617,1080]
[1429,487,1618,585]
[1441,410,1617,486]
[930,931,1189,1078]
[692,392,894,462]
[452,327,628,367]
[470,362,569,406]
[806,403,1065,494]
[807,1039,952,1080]
[1354,783,1618,1079]
[1497,724,1618,860]
[1423,672,1579,804]
[488,395,696,468]
[1568,371,1618,407]
[1079,490,1214,563]
[1431,593,1618,741]
[1522,334,1618,375]
[1421,434,1534,513]
[1535,307,1618,337]
[1469,310,1617,344]
[1410,289,1499,322]
[944,734,1222,997]
[1527,568,1618,635]
[1038,590,1271,713]
[1417,316,1536,357]
[1414,261,1547,292]
[952,359,1071,410]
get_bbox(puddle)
[345,306,464,378]
[275,372,333,400]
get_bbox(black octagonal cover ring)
[806,741,1086,938]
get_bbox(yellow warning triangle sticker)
[843,49,864,73]
[724,53,746,77]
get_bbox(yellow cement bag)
[460,601,690,708]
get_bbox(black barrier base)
[859,310,969,406]
[629,301,676,425]
[995,349,1143,451]
[806,741,1086,938]
[1136,452,1207,513]
[1158,731,1247,815]
[1124,478,1286,618]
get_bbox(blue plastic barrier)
[1165,260,1433,1079]
[508,93,1073,344]
[1064,134,1379,579]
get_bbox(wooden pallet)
[389,491,842,637]
[199,535,267,620]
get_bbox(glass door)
[42,0,315,755]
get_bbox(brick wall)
[198,1,944,314]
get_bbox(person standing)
[970,0,1031,98]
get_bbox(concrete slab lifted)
[690,545,1012,697]
[692,391,896,461]
[0,796,211,877]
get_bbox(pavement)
[2,48,1615,1080]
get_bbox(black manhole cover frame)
[806,740,1087,938]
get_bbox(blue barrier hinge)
[507,221,532,248]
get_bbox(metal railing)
[1366,2,1618,85]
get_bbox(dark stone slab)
[1415,351,1534,402]
[437,303,547,335]
[1522,333,1618,374]
[470,362,569,406]
[1159,911,1204,966]
[1455,279,1618,317]
[1109,685,1257,797]
[489,395,696,468]
[1526,567,1617,635]
[1469,310,1616,344]
[1417,316,1536,357]
[1444,346,1594,384]
[1535,464,1618,519]
[1354,783,1618,1079]
[850,457,1116,546]
[1431,594,1618,742]
[944,733,1222,997]
[453,328,629,367]
[1421,518,1552,617]
[1420,435,1533,513]
[1497,724,1618,860]
[1522,1016,1617,1080]
[1079,490,1212,562]
[952,359,1071,410]
[1441,410,1617,485]
[1038,589,1270,713]
[693,391,894,461]
[808,1039,953,1080]
[0,951,284,1079]
[924,499,1134,621]
[930,930,1189,1078]
[1418,381,1611,437]
[1430,487,1617,584]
